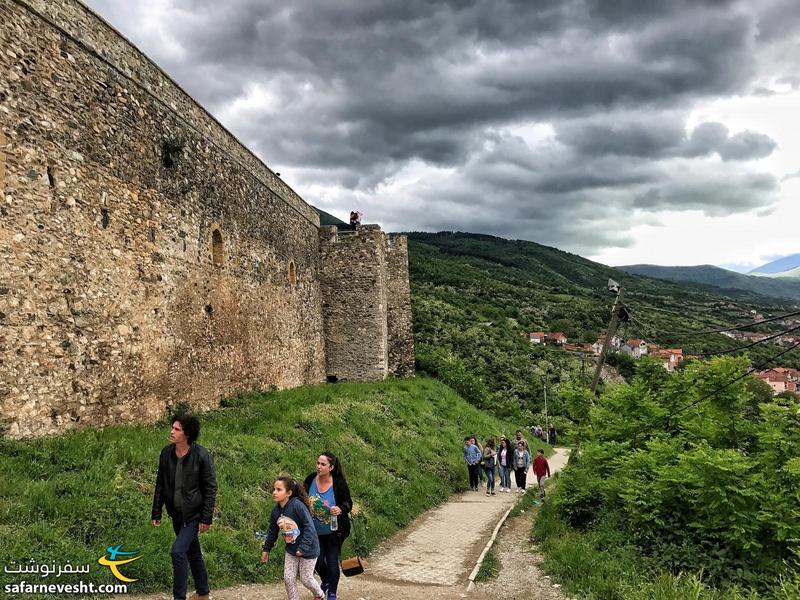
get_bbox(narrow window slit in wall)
[211,228,224,266]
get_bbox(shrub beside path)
[119,448,570,600]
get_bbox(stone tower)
[318,225,414,382]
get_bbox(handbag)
[340,555,365,577]
[340,512,367,577]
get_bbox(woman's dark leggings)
[315,533,341,594]
[514,467,527,489]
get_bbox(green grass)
[507,477,552,519]
[0,377,516,597]
[474,549,501,582]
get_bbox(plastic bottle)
[330,514,338,531]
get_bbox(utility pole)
[542,376,549,444]
[590,284,625,394]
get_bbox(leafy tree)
[606,351,636,380]
[746,376,774,405]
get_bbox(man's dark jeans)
[171,517,209,600]
[467,464,481,489]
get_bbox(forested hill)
[619,263,800,301]
[405,231,800,422]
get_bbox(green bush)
[541,356,800,596]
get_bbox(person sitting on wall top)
[349,211,361,229]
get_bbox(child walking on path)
[533,448,551,499]
[261,476,325,600]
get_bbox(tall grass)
[533,489,790,600]
[0,377,516,597]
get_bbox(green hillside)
[407,232,800,424]
[0,378,523,598]
[619,263,800,300]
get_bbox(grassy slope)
[0,378,521,596]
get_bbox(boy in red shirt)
[533,449,550,499]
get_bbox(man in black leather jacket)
[151,414,217,600]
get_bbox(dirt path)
[473,506,569,599]
[119,449,571,600]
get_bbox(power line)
[675,338,800,417]
[692,323,800,357]
[628,308,800,337]
[631,337,800,442]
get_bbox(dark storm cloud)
[85,0,791,255]
[556,115,778,161]
[372,130,779,254]
[718,131,778,161]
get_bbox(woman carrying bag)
[304,451,352,600]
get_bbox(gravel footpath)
[472,510,570,600]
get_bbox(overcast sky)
[86,0,800,271]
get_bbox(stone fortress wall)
[0,0,414,438]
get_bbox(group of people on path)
[151,414,351,600]
[463,430,551,498]
[532,424,557,445]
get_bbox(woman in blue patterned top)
[304,452,352,600]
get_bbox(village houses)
[529,331,545,344]
[593,333,684,372]
[755,368,800,395]
[591,335,622,354]
[528,331,568,346]
[621,339,648,359]
[651,348,684,372]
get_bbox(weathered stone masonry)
[386,235,415,377]
[315,228,414,384]
[318,226,415,382]
[0,0,413,438]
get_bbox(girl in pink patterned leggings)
[261,477,325,600]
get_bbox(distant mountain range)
[748,253,800,278]
[618,264,800,301]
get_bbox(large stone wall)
[0,0,327,437]
[0,0,415,438]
